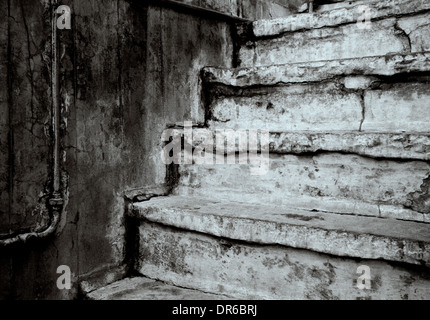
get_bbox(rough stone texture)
[362,82,430,132]
[209,82,364,131]
[0,1,234,299]
[239,0,291,19]
[0,0,69,300]
[79,265,128,296]
[129,0,430,301]
[209,83,362,131]
[143,5,234,188]
[176,129,430,160]
[207,78,430,133]
[137,221,430,300]
[2,0,429,300]
[406,175,430,214]
[315,0,372,13]
[132,196,430,266]
[203,52,430,87]
[0,0,52,239]
[395,12,430,53]
[246,0,430,37]
[237,0,430,68]
[268,132,430,161]
[174,153,430,222]
[239,18,411,67]
[87,277,232,300]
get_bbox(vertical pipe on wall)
[52,0,60,195]
[47,0,63,233]
[0,0,63,247]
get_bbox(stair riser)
[175,153,430,222]
[239,13,430,67]
[208,79,430,133]
[137,222,430,299]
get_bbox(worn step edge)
[86,276,233,300]
[130,196,430,267]
[173,187,429,224]
[269,131,430,160]
[165,129,430,161]
[241,0,430,38]
[203,52,430,87]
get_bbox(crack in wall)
[358,90,365,132]
[19,0,36,132]
[116,0,124,130]
[394,21,412,53]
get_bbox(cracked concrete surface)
[87,277,232,300]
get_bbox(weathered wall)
[0,0,56,299]
[155,0,293,19]
[0,0,234,299]
[0,0,9,237]
[0,0,52,241]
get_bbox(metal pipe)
[0,0,63,247]
[52,0,60,195]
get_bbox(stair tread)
[131,196,430,266]
[245,0,430,38]
[203,52,430,87]
[86,277,232,300]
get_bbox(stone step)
[86,276,232,300]
[173,152,429,223]
[130,196,430,299]
[183,51,430,222]
[175,129,430,161]
[235,0,430,67]
[203,52,430,87]
[202,53,430,133]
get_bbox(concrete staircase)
[87,0,430,300]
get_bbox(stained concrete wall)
[0,0,234,299]
[160,0,293,19]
